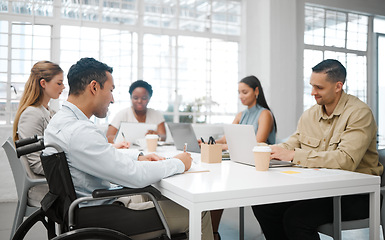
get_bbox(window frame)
[0,0,241,126]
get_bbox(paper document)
[185,162,210,173]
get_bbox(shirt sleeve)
[291,107,376,171]
[18,107,46,175]
[67,123,185,188]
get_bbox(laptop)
[166,122,201,153]
[191,123,224,140]
[114,122,157,143]
[223,124,294,168]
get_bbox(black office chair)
[12,135,186,240]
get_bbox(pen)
[201,137,205,144]
[121,132,126,142]
[184,143,187,152]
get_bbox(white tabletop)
[153,160,381,239]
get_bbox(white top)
[43,101,184,205]
[110,107,165,129]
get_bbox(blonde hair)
[13,61,63,141]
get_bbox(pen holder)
[201,143,222,163]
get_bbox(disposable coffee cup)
[145,134,158,152]
[252,145,272,171]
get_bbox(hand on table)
[112,141,130,149]
[270,145,295,162]
[173,152,192,171]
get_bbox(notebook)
[114,122,157,143]
[223,124,294,168]
[166,122,201,153]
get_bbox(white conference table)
[153,159,381,239]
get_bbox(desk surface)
[155,161,379,207]
[153,160,380,239]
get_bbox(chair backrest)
[2,137,29,199]
[40,151,77,225]
[378,148,385,187]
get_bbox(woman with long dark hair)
[215,75,277,148]
[210,75,277,240]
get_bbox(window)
[303,5,368,111]
[0,21,51,124]
[142,35,238,123]
[375,18,385,148]
[0,0,240,125]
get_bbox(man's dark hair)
[67,57,113,95]
[312,59,346,84]
[129,80,153,98]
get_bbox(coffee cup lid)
[145,134,159,139]
[252,145,271,152]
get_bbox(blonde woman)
[13,61,64,176]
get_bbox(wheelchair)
[12,135,186,240]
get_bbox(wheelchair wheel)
[51,227,132,240]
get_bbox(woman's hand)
[146,130,158,135]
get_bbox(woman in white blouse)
[13,61,65,175]
[106,80,166,144]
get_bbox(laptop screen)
[166,122,201,153]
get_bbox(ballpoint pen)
[121,132,126,142]
[201,137,205,144]
[184,143,188,152]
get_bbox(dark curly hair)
[129,80,153,98]
[67,57,113,96]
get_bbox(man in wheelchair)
[43,57,213,239]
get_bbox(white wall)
[244,0,300,140]
[243,0,385,140]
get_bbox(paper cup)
[145,134,158,152]
[252,145,272,171]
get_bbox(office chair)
[2,137,48,240]
[317,148,385,240]
[12,135,186,240]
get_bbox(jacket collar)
[317,91,348,121]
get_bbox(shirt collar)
[62,101,90,121]
[317,91,348,121]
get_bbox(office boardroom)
[1,0,385,239]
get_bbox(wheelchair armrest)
[92,186,162,200]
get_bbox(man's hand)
[270,145,295,162]
[112,141,130,149]
[173,152,192,171]
[138,153,166,161]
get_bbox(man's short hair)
[312,59,346,84]
[68,57,113,95]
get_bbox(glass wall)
[0,0,240,125]
[377,31,385,149]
